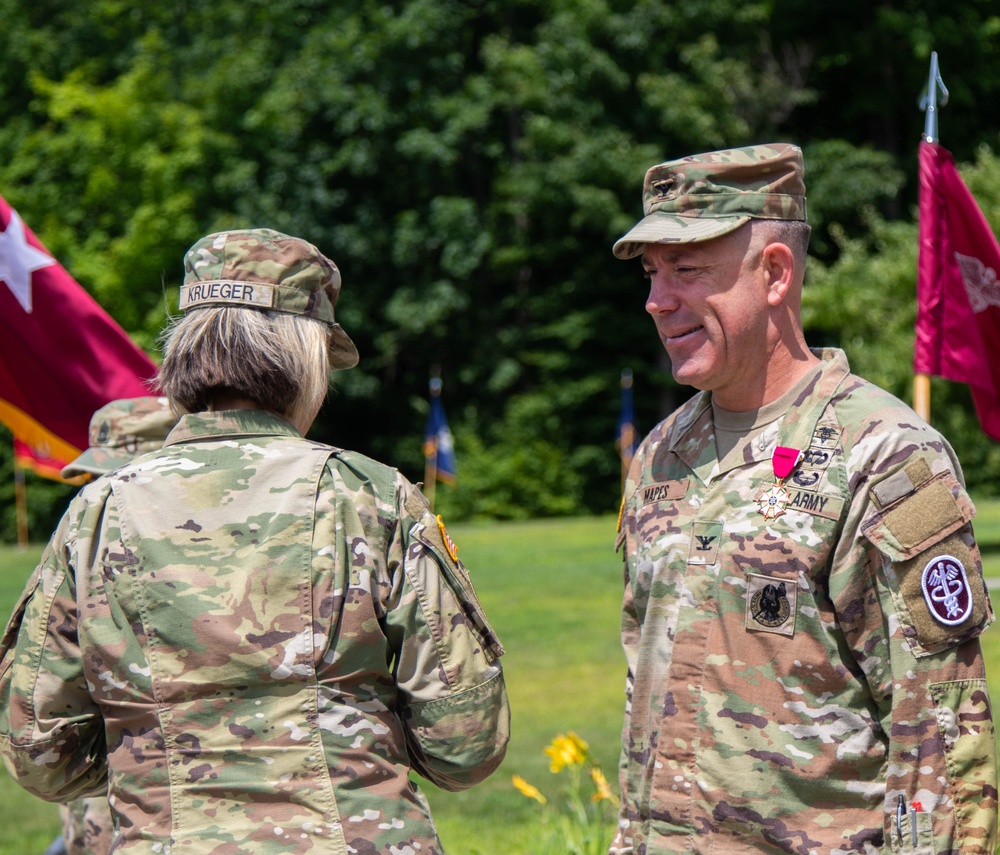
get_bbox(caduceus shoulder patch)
[921,554,974,625]
[861,459,992,653]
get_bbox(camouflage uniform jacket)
[611,349,997,855]
[59,796,115,855]
[0,410,509,854]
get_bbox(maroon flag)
[0,194,159,478]
[915,141,1000,441]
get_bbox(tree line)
[2,0,1000,542]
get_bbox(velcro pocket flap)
[862,468,972,562]
[863,464,992,655]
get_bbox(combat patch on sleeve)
[895,534,988,649]
[862,460,992,654]
[436,515,459,563]
[615,495,627,554]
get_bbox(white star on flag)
[0,209,55,314]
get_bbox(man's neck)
[713,344,820,412]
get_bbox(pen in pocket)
[910,801,923,846]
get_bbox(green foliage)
[2,1,1000,534]
[802,140,1000,496]
[801,140,906,259]
[511,732,619,855]
[803,210,920,393]
[0,426,76,546]
[436,423,585,521]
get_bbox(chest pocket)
[731,481,845,582]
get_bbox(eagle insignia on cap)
[651,177,677,199]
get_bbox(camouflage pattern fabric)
[59,797,114,855]
[0,409,509,854]
[611,348,997,855]
[61,396,177,480]
[58,395,178,854]
[612,143,807,259]
[180,228,358,370]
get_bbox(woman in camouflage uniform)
[0,229,510,854]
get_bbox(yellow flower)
[512,774,547,804]
[544,731,589,773]
[590,766,617,804]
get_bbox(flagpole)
[620,369,634,490]
[915,51,949,423]
[424,373,441,512]
[13,442,29,549]
[920,51,947,143]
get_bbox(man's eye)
[642,270,653,281]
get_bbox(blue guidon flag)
[616,368,639,473]
[424,379,457,484]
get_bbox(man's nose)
[645,275,679,315]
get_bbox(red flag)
[915,141,1000,441]
[0,194,159,478]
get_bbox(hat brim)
[329,324,360,370]
[60,448,135,479]
[612,212,751,259]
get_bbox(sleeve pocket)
[862,470,993,655]
[929,679,998,853]
[0,567,42,683]
[412,518,505,663]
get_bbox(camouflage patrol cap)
[61,396,178,478]
[178,228,360,370]
[612,143,807,259]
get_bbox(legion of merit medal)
[756,446,803,520]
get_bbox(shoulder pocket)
[862,462,993,655]
[0,566,42,683]
[412,515,505,663]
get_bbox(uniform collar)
[667,348,851,484]
[163,409,302,446]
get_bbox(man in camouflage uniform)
[610,144,997,854]
[0,229,510,854]
[45,396,178,855]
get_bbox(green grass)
[2,503,1000,855]
[422,516,625,854]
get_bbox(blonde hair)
[158,307,330,429]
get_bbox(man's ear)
[761,241,796,307]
